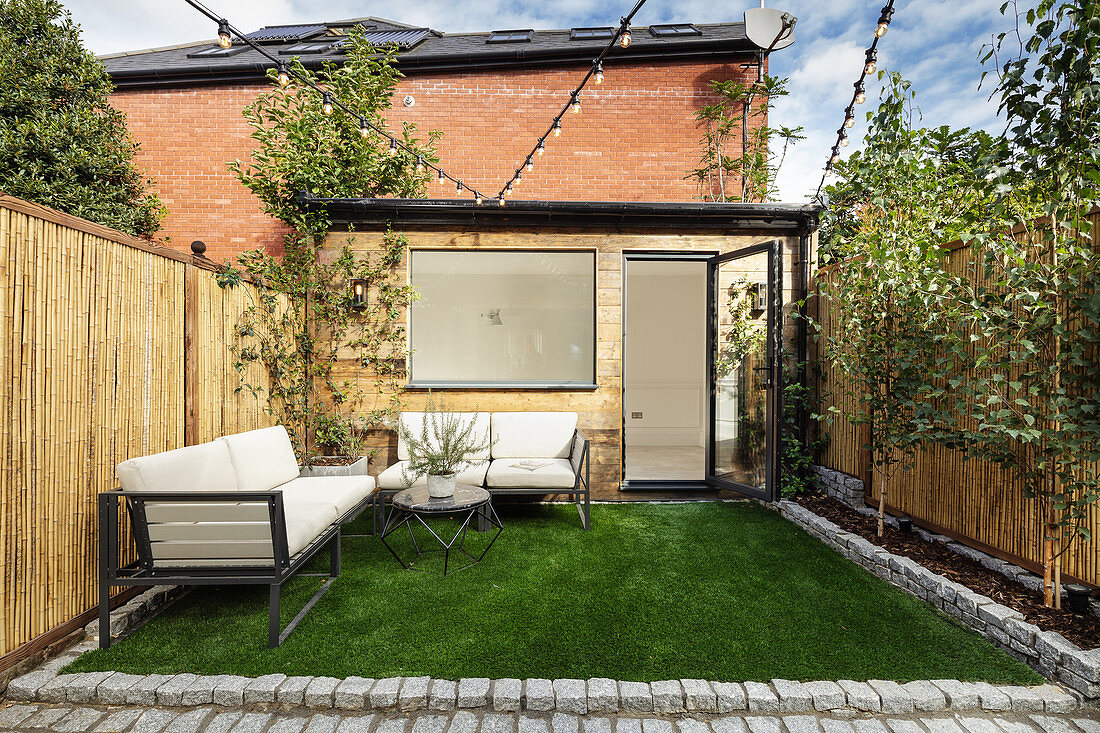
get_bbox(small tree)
[961,0,1100,607]
[224,29,437,462]
[819,73,985,535]
[688,75,803,202]
[0,0,165,236]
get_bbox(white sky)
[65,0,1013,202]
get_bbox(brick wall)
[111,56,761,262]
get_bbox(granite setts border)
[777,497,1100,700]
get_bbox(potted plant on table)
[397,399,491,498]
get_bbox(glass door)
[706,242,779,500]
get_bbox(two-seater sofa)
[376,411,590,529]
[100,425,375,648]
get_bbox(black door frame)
[705,240,782,502]
[619,250,715,492]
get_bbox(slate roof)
[101,16,758,89]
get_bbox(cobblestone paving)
[0,703,1097,733]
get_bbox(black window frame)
[648,23,702,38]
[186,45,251,59]
[486,29,534,44]
[569,27,615,40]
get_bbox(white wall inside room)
[624,259,706,448]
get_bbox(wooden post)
[183,261,198,446]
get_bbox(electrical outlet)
[631,412,643,419]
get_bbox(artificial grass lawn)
[70,502,1041,683]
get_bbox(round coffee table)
[379,486,503,576]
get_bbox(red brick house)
[102,16,770,261]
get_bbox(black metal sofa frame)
[98,489,373,649]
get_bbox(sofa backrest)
[116,441,238,493]
[491,412,578,459]
[397,412,491,462]
[218,425,300,492]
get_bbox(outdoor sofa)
[376,411,591,530]
[99,425,375,649]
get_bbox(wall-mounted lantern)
[750,282,767,313]
[349,279,367,309]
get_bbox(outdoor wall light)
[217,19,232,48]
[750,282,767,312]
[349,280,368,309]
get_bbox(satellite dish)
[744,7,796,51]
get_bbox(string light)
[536,140,545,156]
[619,25,632,48]
[456,181,463,193]
[475,194,483,204]
[594,61,604,85]
[505,183,513,196]
[184,0,492,206]
[570,93,581,114]
[553,120,562,137]
[526,157,534,172]
[516,170,523,183]
[498,197,506,207]
[814,0,896,202]
[217,19,232,48]
[875,5,894,37]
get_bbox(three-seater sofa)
[100,425,375,648]
[376,411,591,530]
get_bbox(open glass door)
[706,242,780,500]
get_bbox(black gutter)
[304,195,821,232]
[107,39,757,90]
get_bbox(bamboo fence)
[814,215,1100,587]
[0,195,277,668]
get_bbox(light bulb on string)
[516,170,523,183]
[839,130,849,147]
[438,169,445,183]
[864,49,877,75]
[875,5,894,37]
[537,140,545,156]
[456,181,463,193]
[322,92,334,116]
[475,194,482,205]
[276,62,290,87]
[570,93,581,114]
[526,157,533,172]
[217,20,232,48]
[830,149,841,165]
[854,82,866,104]
[416,156,424,172]
[553,120,562,137]
[498,197,506,207]
[619,25,631,48]
[388,138,397,156]
[844,113,855,129]
[594,61,604,85]
[505,183,513,196]
[359,118,370,137]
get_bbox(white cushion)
[279,476,376,517]
[377,460,489,490]
[218,426,300,492]
[485,458,578,489]
[116,441,238,493]
[396,412,491,461]
[490,412,577,459]
[281,494,339,557]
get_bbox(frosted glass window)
[409,250,596,385]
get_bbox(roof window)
[186,45,250,59]
[487,29,533,43]
[648,23,702,37]
[570,27,615,40]
[279,41,337,55]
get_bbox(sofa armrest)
[99,488,291,570]
[569,429,590,483]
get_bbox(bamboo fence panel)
[816,214,1100,586]
[0,195,278,664]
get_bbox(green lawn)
[69,501,1040,683]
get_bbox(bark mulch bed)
[796,493,1100,650]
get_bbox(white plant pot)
[427,473,457,498]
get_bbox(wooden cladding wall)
[814,232,1100,587]
[328,226,806,501]
[0,195,275,666]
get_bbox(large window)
[408,250,596,387]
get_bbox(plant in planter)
[301,413,370,477]
[397,399,491,498]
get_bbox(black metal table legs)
[379,502,503,576]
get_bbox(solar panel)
[570,27,615,40]
[244,25,326,43]
[487,29,533,43]
[648,24,702,37]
